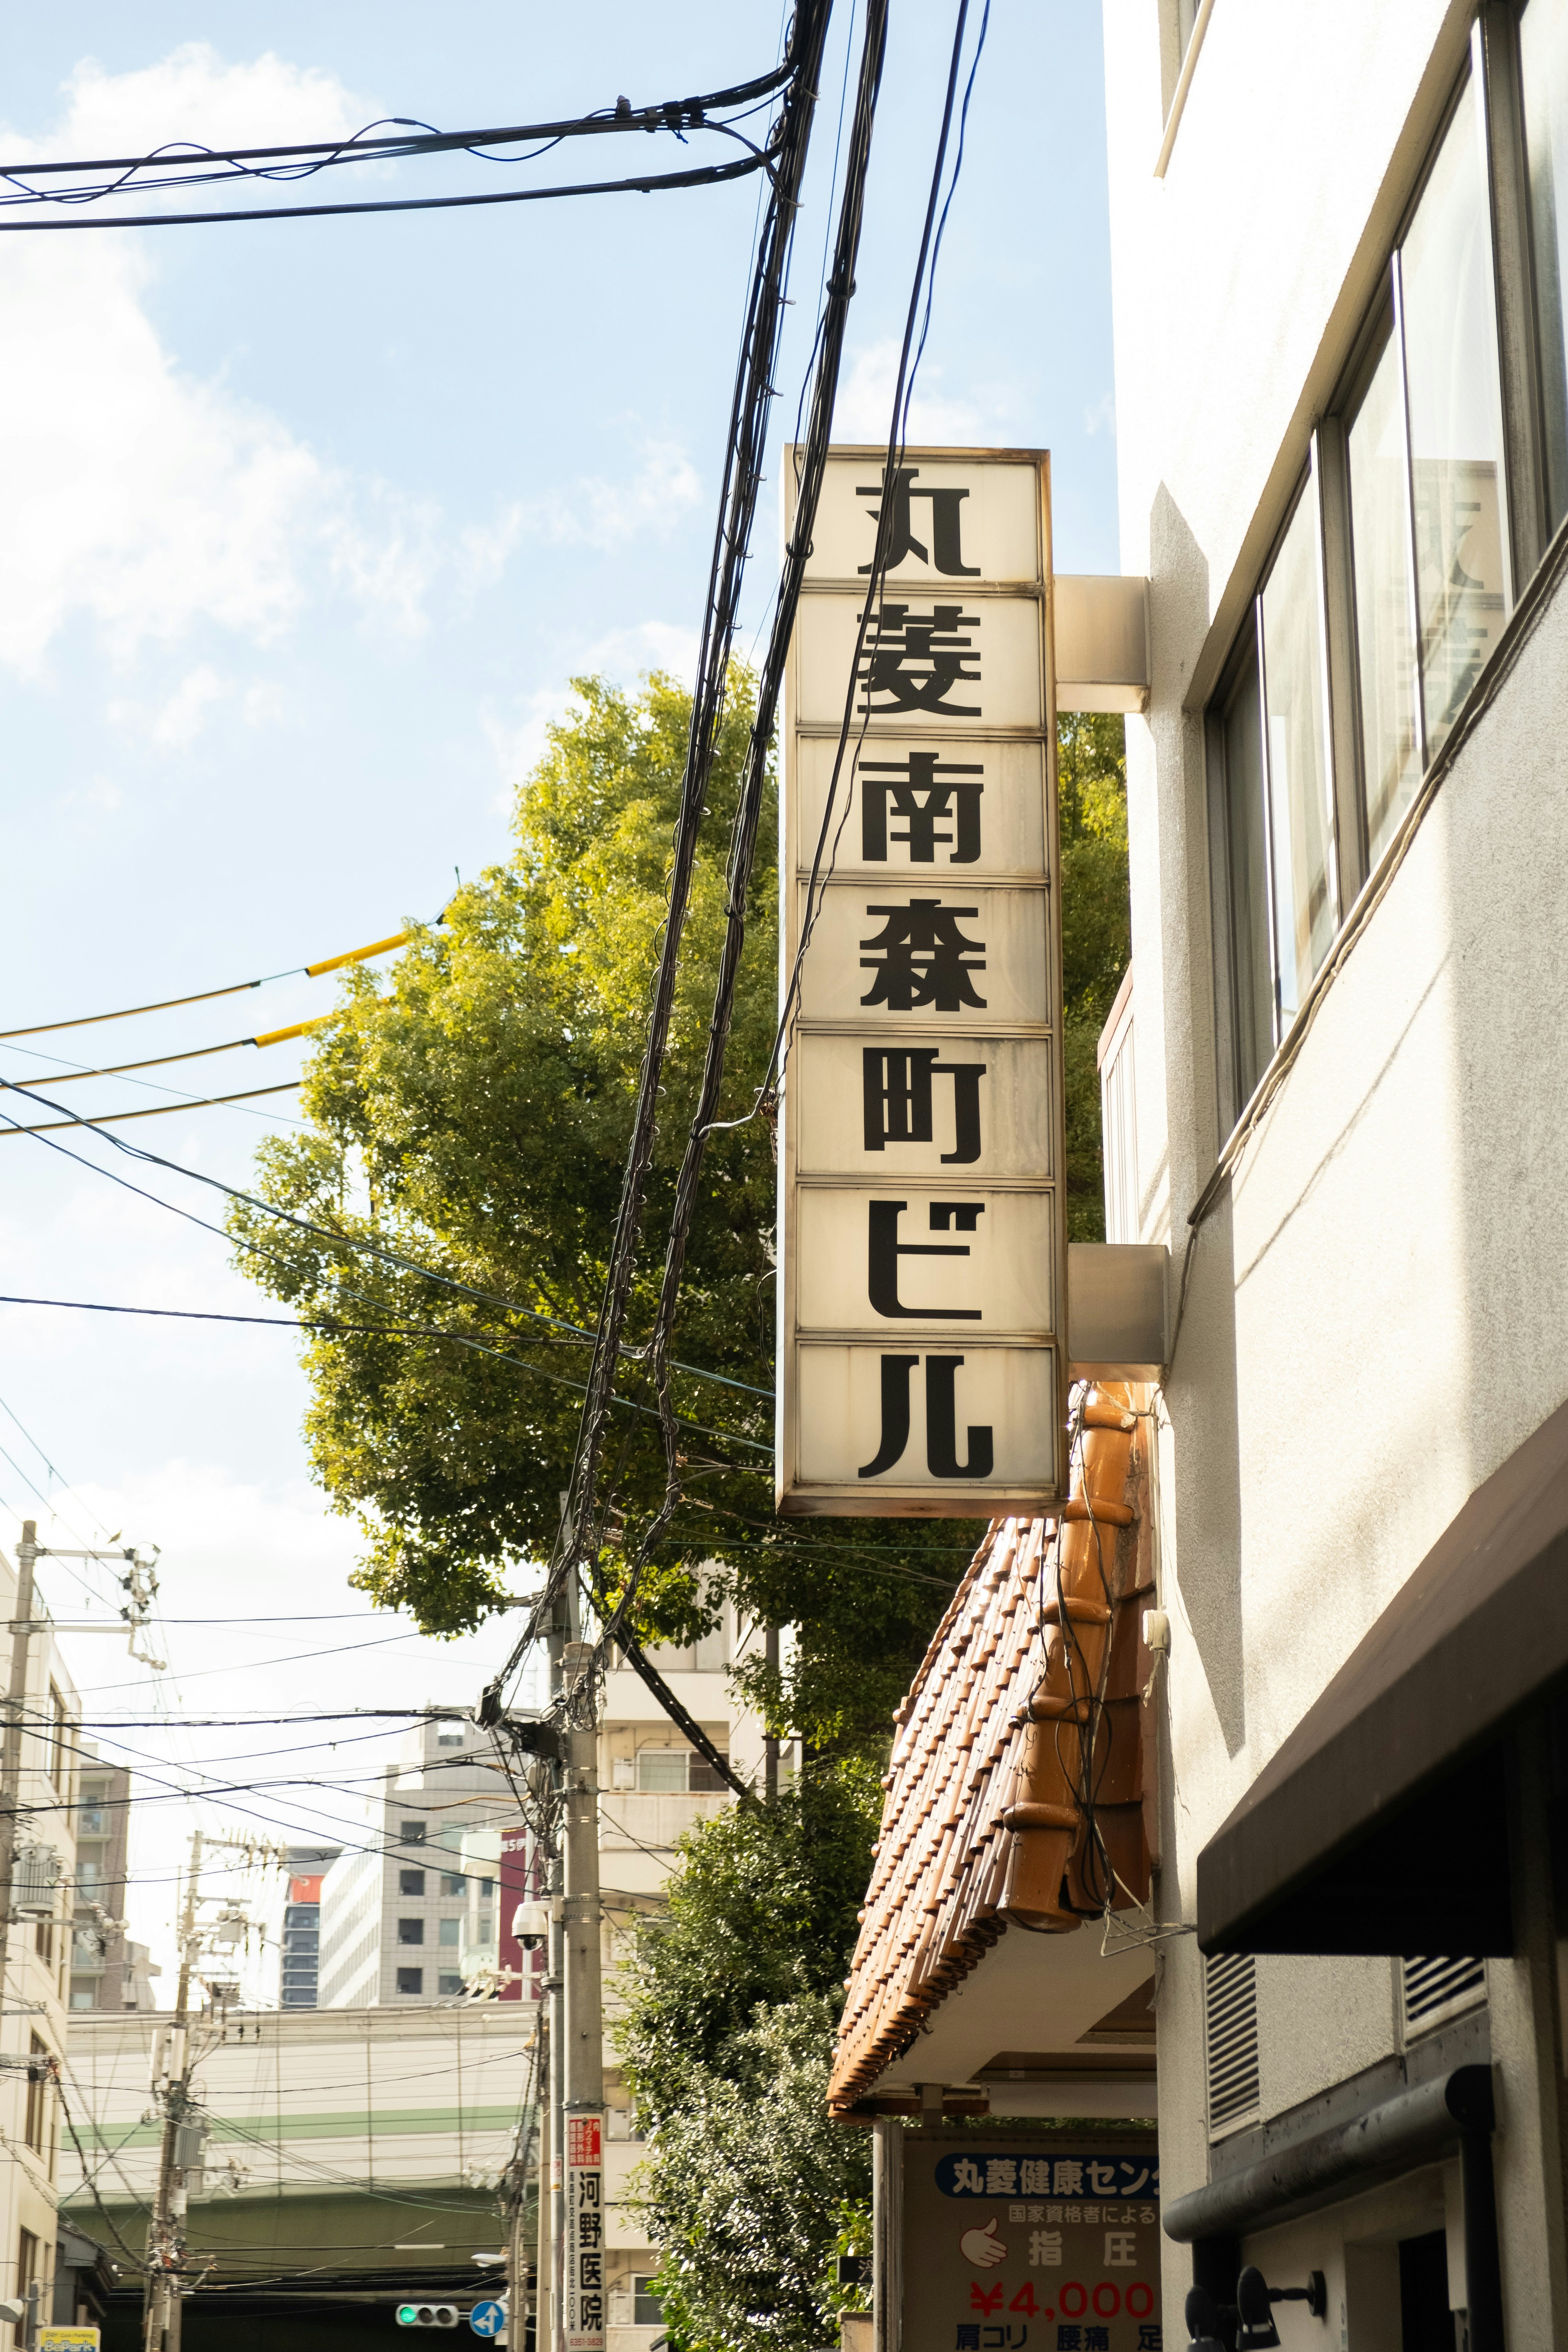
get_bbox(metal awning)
[1198,1391,1568,1956]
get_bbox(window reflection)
[1223,644,1272,1107]
[1348,330,1423,864]
[1399,78,1513,755]
[1523,0,1568,530]
[1261,489,1338,1022]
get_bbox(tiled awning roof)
[829,1386,1154,2117]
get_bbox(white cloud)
[483,620,702,804]
[0,45,369,677]
[0,47,714,697]
[151,664,227,746]
[1083,389,1118,439]
[831,339,993,445]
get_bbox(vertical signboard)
[499,1824,532,2001]
[564,2111,605,2352]
[779,446,1067,1515]
[902,2133,1161,2352]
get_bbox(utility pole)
[144,1829,203,2352]
[143,1829,269,2352]
[0,1522,39,2012]
[764,1624,780,1802]
[559,1636,604,2352]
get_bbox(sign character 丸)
[855,468,980,576]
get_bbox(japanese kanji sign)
[564,2110,605,2352]
[904,2134,1162,2352]
[778,449,1067,1514]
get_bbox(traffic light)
[396,2307,459,2328]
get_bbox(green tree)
[227,668,967,1750]
[616,1763,880,2352]
[227,679,1128,1737]
[1058,711,1131,1241]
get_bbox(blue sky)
[0,0,1116,1967]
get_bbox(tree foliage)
[1058,712,1131,1242]
[227,675,1127,1739]
[616,1764,880,2352]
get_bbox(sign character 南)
[855,468,980,576]
[860,900,987,1013]
[860,753,985,863]
[858,604,983,718]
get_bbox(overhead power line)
[0,58,802,233]
[0,929,415,1041]
[0,1082,302,1136]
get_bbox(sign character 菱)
[858,604,983,718]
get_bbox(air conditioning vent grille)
[1204,1951,1259,2139]
[1401,1956,1486,2039]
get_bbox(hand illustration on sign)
[959,2218,1007,2269]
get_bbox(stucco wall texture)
[1100,0,1568,2336]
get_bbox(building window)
[439,1917,461,1947]
[440,1873,465,1897]
[636,1747,731,1793]
[1212,36,1549,1118]
[399,1820,427,1844]
[395,1968,423,1996]
[397,1918,424,1946]
[632,2277,665,2327]
[437,1729,463,1747]
[437,1973,464,1996]
[69,1982,96,2011]
[15,2229,37,2344]
[1396,74,1512,756]
[1522,0,1568,528]
[399,1870,426,1897]
[23,2038,50,2158]
[47,1685,69,1793]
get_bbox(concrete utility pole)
[559,1637,604,2352]
[0,1521,39,2011]
[144,1829,204,2352]
[764,1624,780,1802]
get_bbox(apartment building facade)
[1102,0,1568,2341]
[0,1532,82,2340]
[317,1715,520,2008]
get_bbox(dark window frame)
[1208,9,1562,1140]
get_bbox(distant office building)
[279,1845,341,2010]
[317,1715,523,2007]
[67,1743,155,2013]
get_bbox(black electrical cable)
[615,0,890,1617]
[0,1073,773,1402]
[550,0,834,1648]
[3,72,793,184]
[0,1291,771,1458]
[0,143,775,234]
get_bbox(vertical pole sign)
[778,446,1067,1515]
[564,2111,604,2352]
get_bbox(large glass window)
[1522,0,1568,527]
[1399,78,1514,754]
[1348,329,1424,863]
[1222,647,1273,1107]
[1261,489,1338,1021]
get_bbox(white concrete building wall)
[1101,0,1568,2336]
[0,1553,81,2338]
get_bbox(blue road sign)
[468,2303,507,2341]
